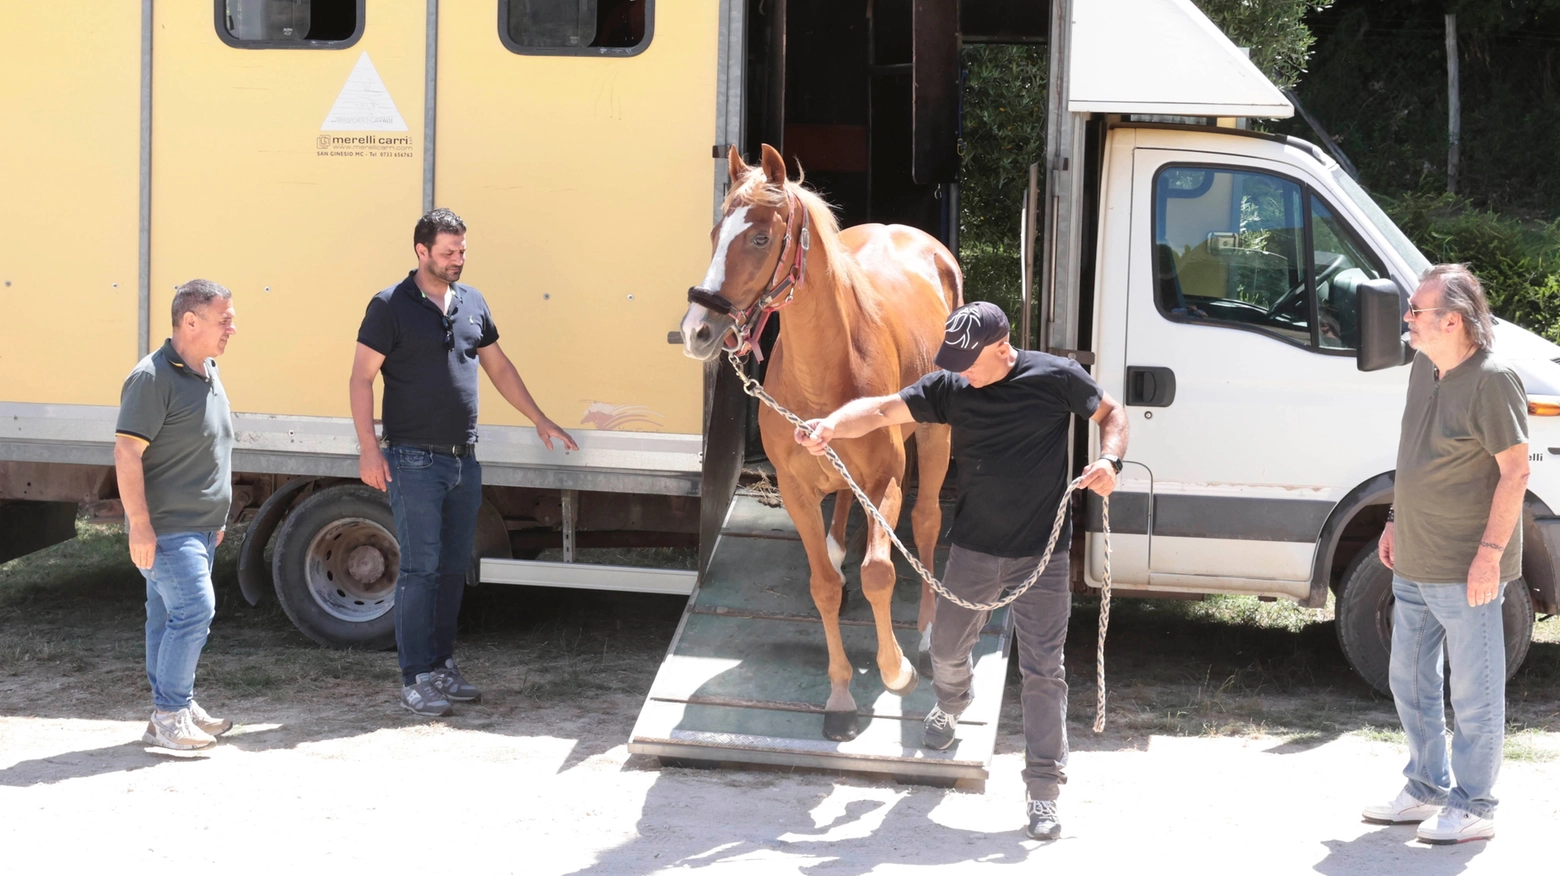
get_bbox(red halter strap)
[726,189,810,361]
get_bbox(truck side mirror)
[1356,278,1412,372]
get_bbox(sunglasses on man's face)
[1406,304,1445,318]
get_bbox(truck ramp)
[628,492,1014,783]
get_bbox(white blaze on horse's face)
[680,206,755,360]
[701,206,752,292]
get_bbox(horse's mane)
[723,167,879,320]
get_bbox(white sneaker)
[188,700,233,737]
[1362,790,1442,824]
[1416,807,1495,844]
[142,708,216,751]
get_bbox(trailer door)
[151,0,426,417]
[1120,146,1404,601]
[432,2,716,438]
[0,4,142,406]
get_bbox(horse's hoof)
[823,710,860,741]
[917,649,935,682]
[885,662,920,697]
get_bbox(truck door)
[433,1,716,438]
[151,0,426,417]
[1120,146,1404,600]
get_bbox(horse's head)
[679,144,798,361]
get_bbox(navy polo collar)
[399,270,465,315]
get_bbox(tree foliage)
[956,1,1330,323]
[1195,0,1336,89]
[957,44,1047,320]
[1278,1,1560,213]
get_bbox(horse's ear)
[727,145,748,184]
[760,143,788,187]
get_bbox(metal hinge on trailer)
[1048,348,1096,366]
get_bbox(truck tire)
[1335,541,1535,696]
[272,484,399,649]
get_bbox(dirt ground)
[4,524,1560,874]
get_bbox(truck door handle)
[1126,366,1176,407]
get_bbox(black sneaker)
[1026,799,1061,840]
[431,659,482,703]
[922,704,958,750]
[400,673,454,717]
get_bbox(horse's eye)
[753,235,770,247]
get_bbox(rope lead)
[726,351,1115,733]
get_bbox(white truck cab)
[1045,1,1560,691]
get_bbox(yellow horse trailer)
[0,0,751,646]
[1,0,994,656]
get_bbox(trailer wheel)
[272,484,399,649]
[1335,541,1534,695]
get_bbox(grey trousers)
[930,542,1071,801]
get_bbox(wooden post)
[1446,13,1460,195]
[1020,163,1040,350]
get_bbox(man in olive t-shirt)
[1361,265,1529,845]
[114,279,239,752]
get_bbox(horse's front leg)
[860,475,918,697]
[910,422,952,678]
[774,474,859,740]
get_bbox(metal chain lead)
[727,351,1114,731]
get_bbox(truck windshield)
[1330,169,1431,277]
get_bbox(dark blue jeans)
[386,445,482,685]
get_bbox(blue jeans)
[386,446,482,685]
[1390,574,1507,818]
[141,531,219,712]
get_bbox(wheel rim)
[1374,589,1394,648]
[303,516,399,623]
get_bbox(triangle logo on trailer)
[321,51,408,131]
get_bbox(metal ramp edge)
[628,492,1014,783]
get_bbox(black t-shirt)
[899,350,1102,557]
[356,271,500,446]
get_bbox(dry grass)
[6,523,1560,756]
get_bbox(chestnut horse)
[678,145,960,740]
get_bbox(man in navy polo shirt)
[350,208,577,717]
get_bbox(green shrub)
[1384,193,1560,343]
[957,44,1046,330]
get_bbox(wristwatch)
[1100,454,1124,474]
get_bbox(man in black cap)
[796,300,1128,840]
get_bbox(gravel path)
[2,690,1553,875]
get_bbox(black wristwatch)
[1100,454,1124,474]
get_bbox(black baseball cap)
[934,301,1011,372]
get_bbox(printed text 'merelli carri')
[327,135,414,146]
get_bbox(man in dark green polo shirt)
[115,278,238,751]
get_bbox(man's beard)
[434,264,462,284]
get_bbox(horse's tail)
[933,245,963,313]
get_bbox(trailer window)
[217,0,362,48]
[1154,167,1311,347]
[500,0,652,55]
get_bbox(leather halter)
[686,188,811,361]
